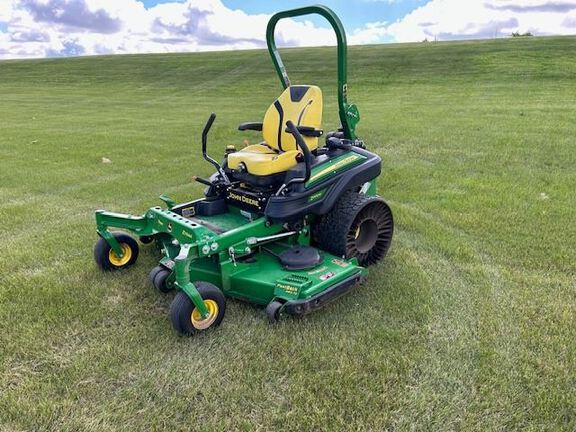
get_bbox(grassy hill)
[1,36,575,430]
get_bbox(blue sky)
[0,0,575,59]
[221,0,428,30]
[141,0,428,34]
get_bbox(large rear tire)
[313,191,393,266]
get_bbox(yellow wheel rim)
[108,243,132,267]
[354,226,361,239]
[191,300,219,330]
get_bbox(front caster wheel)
[266,300,284,324]
[170,282,226,335]
[94,233,139,271]
[149,266,173,293]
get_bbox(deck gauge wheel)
[94,233,139,271]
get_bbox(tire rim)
[108,243,132,267]
[191,300,219,330]
[354,219,379,253]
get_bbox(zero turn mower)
[93,5,394,335]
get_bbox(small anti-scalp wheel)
[148,266,173,293]
[169,282,226,335]
[139,235,154,244]
[94,233,139,271]
[266,300,284,324]
[314,191,394,267]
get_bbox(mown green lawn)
[1,36,575,431]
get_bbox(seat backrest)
[262,85,323,152]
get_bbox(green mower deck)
[97,204,365,307]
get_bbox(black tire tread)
[313,191,393,266]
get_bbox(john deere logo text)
[228,192,259,207]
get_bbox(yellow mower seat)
[227,144,300,176]
[228,85,323,176]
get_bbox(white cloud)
[350,21,389,44]
[0,0,337,59]
[361,0,576,43]
[0,0,575,59]
[0,0,15,22]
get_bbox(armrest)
[238,122,263,131]
[284,125,323,137]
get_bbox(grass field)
[1,35,575,431]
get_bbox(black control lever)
[200,113,230,185]
[327,136,352,150]
[192,175,213,187]
[275,120,312,196]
